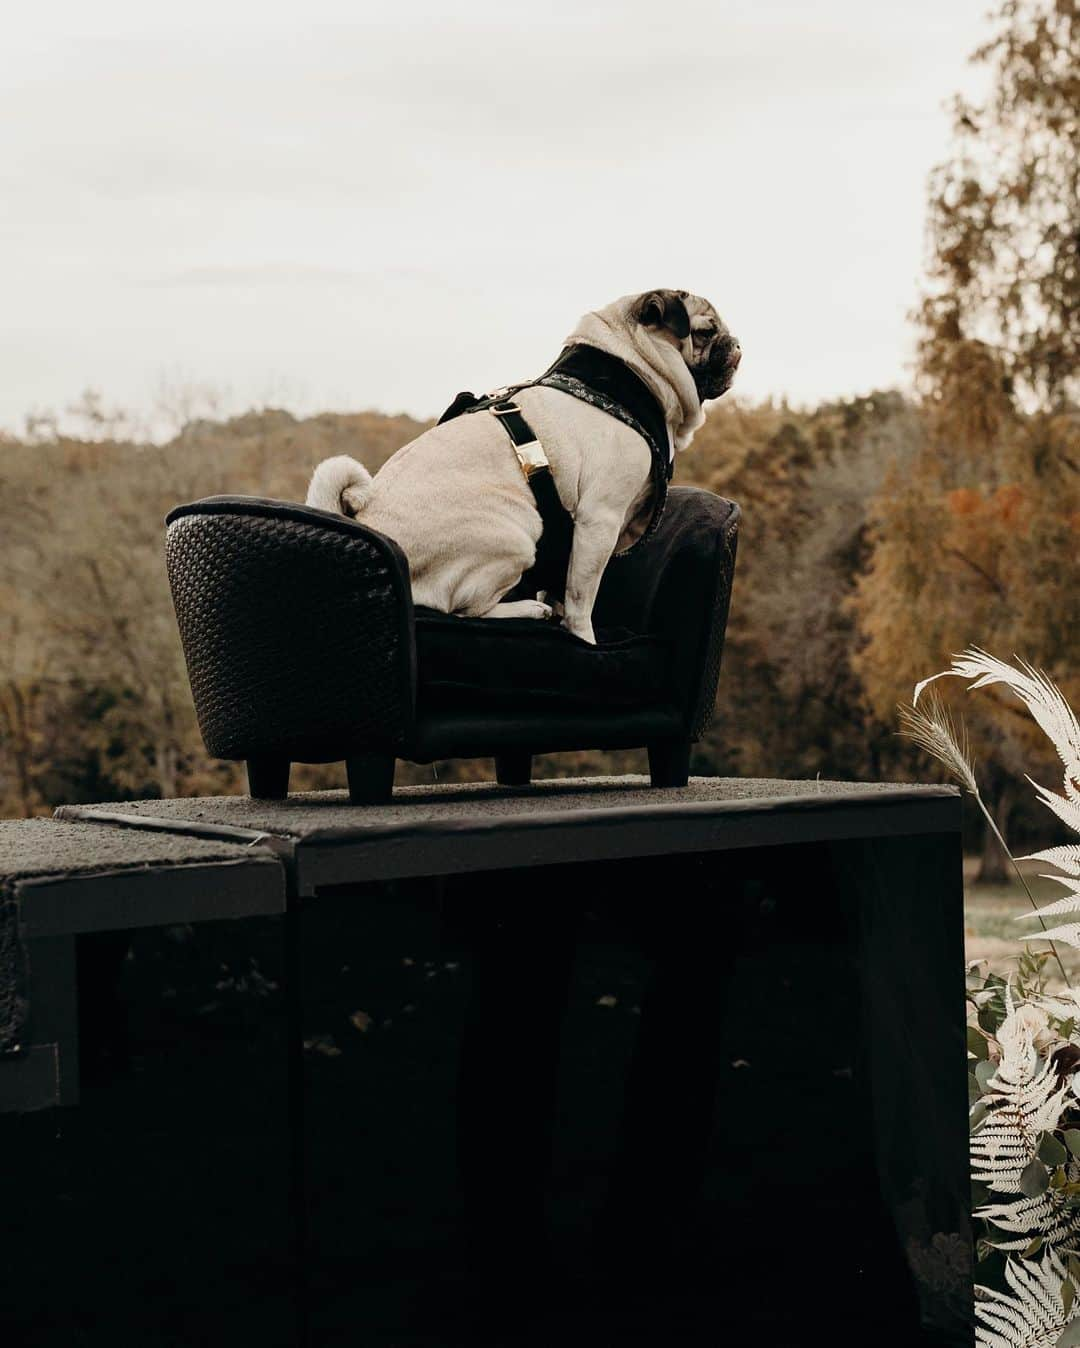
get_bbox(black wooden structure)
[1,776,972,1345]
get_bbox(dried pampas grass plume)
[915,646,1080,824]
[899,677,1072,990]
[898,693,978,795]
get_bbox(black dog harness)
[437,343,673,603]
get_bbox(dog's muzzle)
[696,334,742,400]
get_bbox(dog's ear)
[637,289,691,341]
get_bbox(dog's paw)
[482,599,554,621]
[537,592,566,620]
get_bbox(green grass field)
[964,858,1079,989]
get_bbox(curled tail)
[305,455,374,517]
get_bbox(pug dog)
[305,289,740,645]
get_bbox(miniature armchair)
[164,487,739,803]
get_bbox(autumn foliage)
[853,0,1080,873]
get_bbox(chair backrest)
[165,497,417,762]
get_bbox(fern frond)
[971,1061,1072,1195]
[915,649,1080,807]
[974,1190,1080,1250]
[975,1247,1075,1347]
[1019,847,1080,879]
[972,992,1072,1193]
[1015,879,1080,926]
[1027,924,1080,950]
[1036,874,1080,898]
[1028,779,1080,838]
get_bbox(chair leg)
[495,752,532,787]
[647,740,691,788]
[346,753,395,805]
[247,756,290,799]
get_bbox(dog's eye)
[693,328,714,343]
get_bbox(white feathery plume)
[900,690,1072,985]
[914,647,1080,810]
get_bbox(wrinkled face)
[635,289,741,401]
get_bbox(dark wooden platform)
[57,774,960,892]
[0,818,284,1111]
[0,775,971,1345]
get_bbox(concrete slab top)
[0,816,275,883]
[0,818,286,939]
[57,775,960,842]
[54,776,961,893]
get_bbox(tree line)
[0,379,1074,878]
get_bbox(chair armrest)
[165,496,417,762]
[593,487,740,740]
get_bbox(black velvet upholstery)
[163,487,739,795]
[415,609,671,712]
[595,488,739,739]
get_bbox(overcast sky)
[1,0,993,435]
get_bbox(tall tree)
[854,0,1080,879]
[918,0,1080,412]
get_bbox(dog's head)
[634,289,741,401]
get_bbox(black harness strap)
[437,343,672,604]
[537,344,673,488]
[487,398,574,602]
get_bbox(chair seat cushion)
[414,608,672,713]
